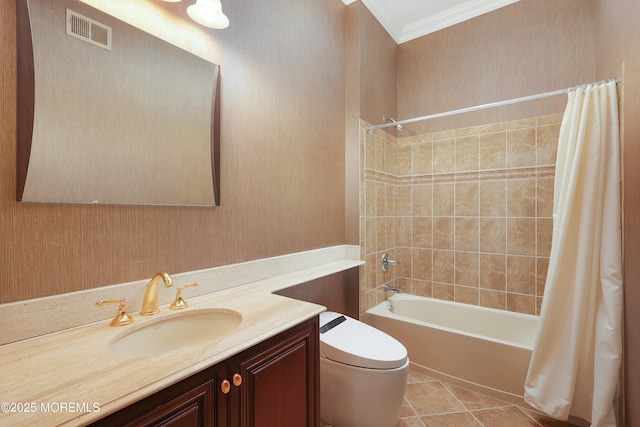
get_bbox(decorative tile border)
[367,165,555,186]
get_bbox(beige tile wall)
[360,114,563,315]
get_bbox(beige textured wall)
[0,0,346,303]
[358,3,397,129]
[361,114,561,315]
[344,3,361,246]
[397,0,596,135]
[595,0,640,425]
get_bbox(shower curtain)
[524,80,622,426]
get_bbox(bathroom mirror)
[16,0,220,206]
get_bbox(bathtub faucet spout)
[383,285,402,293]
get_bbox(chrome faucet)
[383,285,402,293]
[140,272,174,316]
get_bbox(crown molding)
[359,0,520,44]
[400,0,520,43]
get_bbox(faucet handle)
[381,252,397,272]
[170,283,199,310]
[96,299,134,327]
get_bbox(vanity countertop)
[0,257,361,426]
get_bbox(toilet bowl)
[319,311,409,427]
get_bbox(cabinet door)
[89,364,224,427]
[227,317,319,427]
[123,380,214,427]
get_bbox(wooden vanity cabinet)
[226,316,320,426]
[88,363,223,427]
[89,316,319,427]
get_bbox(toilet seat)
[319,311,408,370]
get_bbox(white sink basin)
[109,309,242,357]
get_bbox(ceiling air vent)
[66,9,112,51]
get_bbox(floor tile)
[397,416,427,427]
[407,370,436,383]
[444,383,511,410]
[322,369,579,427]
[471,406,541,427]
[399,396,419,418]
[405,381,466,415]
[421,411,483,426]
[522,409,578,426]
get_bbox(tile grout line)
[516,405,546,427]
[401,392,426,426]
[441,380,488,426]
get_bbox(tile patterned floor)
[322,370,577,427]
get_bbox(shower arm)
[382,117,403,133]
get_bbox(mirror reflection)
[17,0,220,206]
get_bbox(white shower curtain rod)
[365,78,619,132]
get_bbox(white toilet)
[319,311,409,427]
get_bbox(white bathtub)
[363,293,539,404]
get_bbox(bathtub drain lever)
[381,252,397,272]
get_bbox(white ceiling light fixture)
[187,0,230,29]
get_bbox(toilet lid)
[319,311,408,369]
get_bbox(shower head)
[383,117,403,132]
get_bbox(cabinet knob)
[221,379,231,394]
[233,373,242,387]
